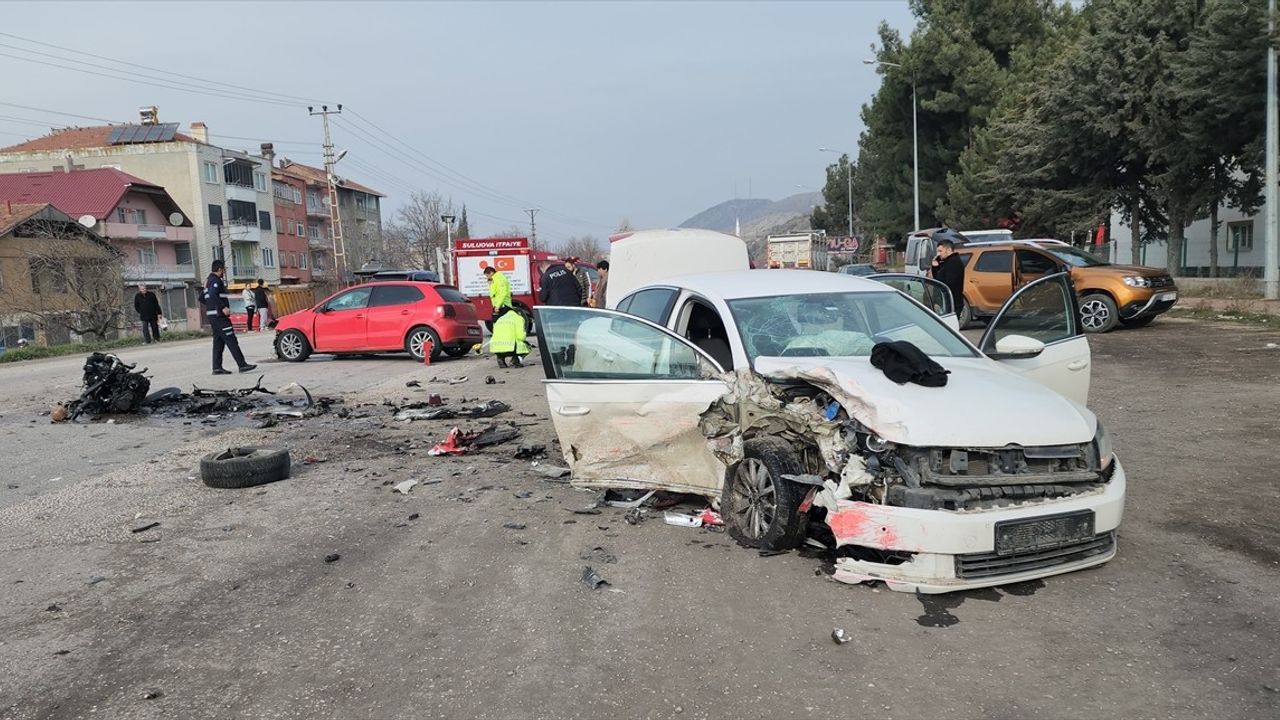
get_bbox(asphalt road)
[0,332,437,509]
[1,318,1278,720]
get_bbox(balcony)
[102,222,195,242]
[305,203,331,218]
[224,183,261,204]
[224,222,267,244]
[124,263,197,282]
[230,264,263,281]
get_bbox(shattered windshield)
[1046,246,1108,267]
[726,291,976,361]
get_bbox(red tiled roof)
[0,125,196,153]
[0,168,176,221]
[277,159,384,197]
[0,202,52,236]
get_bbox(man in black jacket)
[133,284,162,344]
[929,239,967,316]
[204,260,256,375]
[538,262,585,306]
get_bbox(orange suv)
[955,240,1178,332]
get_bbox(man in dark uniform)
[538,260,586,307]
[205,259,257,375]
[929,239,967,316]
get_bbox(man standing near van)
[205,260,257,375]
[930,239,967,315]
[566,257,590,307]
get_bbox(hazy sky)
[2,1,914,241]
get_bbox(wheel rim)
[731,458,776,540]
[280,332,303,359]
[409,330,432,358]
[1080,299,1110,330]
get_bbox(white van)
[604,228,751,308]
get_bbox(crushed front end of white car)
[701,361,1123,594]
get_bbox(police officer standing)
[205,259,256,375]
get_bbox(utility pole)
[310,104,347,285]
[441,213,456,284]
[524,207,540,250]
[1266,0,1278,300]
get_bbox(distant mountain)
[679,192,821,260]
[678,192,822,234]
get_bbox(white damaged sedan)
[532,268,1123,594]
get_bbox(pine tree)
[456,205,470,239]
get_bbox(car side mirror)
[988,334,1045,360]
[317,305,331,313]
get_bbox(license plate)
[467,327,482,336]
[1157,292,1177,302]
[994,511,1095,556]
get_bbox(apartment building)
[0,113,282,291]
[274,157,384,280]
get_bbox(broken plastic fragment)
[393,480,418,495]
[581,565,609,590]
[663,512,703,528]
[832,628,851,645]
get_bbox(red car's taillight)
[438,304,456,318]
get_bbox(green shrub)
[0,330,210,363]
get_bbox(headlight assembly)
[1094,420,1114,470]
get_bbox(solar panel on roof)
[141,125,160,142]
[123,125,144,143]
[157,123,177,141]
[107,123,180,145]
[107,127,126,144]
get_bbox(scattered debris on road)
[393,479,418,495]
[130,518,160,533]
[428,424,521,455]
[831,628,851,645]
[580,565,609,590]
[324,553,341,563]
[61,353,152,421]
[503,522,527,530]
[395,399,510,422]
[200,447,292,489]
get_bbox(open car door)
[867,273,958,330]
[979,273,1091,405]
[534,306,729,495]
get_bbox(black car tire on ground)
[142,387,183,405]
[1080,293,1120,333]
[958,302,976,330]
[275,329,312,362]
[200,447,291,489]
[1119,315,1157,329]
[406,326,443,362]
[723,438,809,551]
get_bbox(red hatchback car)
[273,281,483,362]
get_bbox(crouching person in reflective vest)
[490,306,529,368]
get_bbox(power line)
[0,48,305,109]
[0,101,119,124]
[0,31,333,106]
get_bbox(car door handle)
[401,310,410,315]
[1066,360,1088,371]
[354,314,364,319]
[554,406,591,417]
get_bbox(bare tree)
[381,191,458,272]
[554,235,606,261]
[1,217,124,342]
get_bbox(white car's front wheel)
[723,438,808,551]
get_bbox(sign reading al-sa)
[453,236,532,298]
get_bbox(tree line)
[811,0,1269,276]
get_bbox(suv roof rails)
[960,238,1070,249]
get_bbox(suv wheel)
[1079,293,1119,333]
[723,438,809,551]
[958,302,976,329]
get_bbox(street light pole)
[864,59,920,231]
[441,213,456,285]
[818,147,853,238]
[1265,0,1278,300]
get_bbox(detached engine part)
[68,353,151,420]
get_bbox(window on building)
[295,221,304,236]
[366,194,378,212]
[134,208,147,225]
[203,161,219,184]
[254,172,267,192]
[308,225,320,240]
[1227,221,1254,252]
[227,200,257,225]
[2,323,35,348]
[262,248,275,267]
[224,161,255,188]
[174,243,192,266]
[29,259,67,294]
[138,247,157,265]
[208,204,223,226]
[116,208,128,223]
[299,253,308,269]
[258,210,272,231]
[355,195,366,210]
